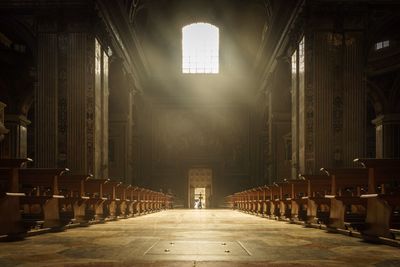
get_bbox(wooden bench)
[101,180,122,220]
[287,179,308,221]
[0,158,32,238]
[84,178,109,222]
[299,174,331,225]
[141,188,151,214]
[137,188,148,214]
[155,191,163,211]
[58,174,92,225]
[236,190,245,212]
[148,190,158,212]
[355,158,400,239]
[126,186,139,215]
[278,181,293,219]
[270,183,281,218]
[261,186,272,217]
[242,190,251,212]
[320,168,368,231]
[18,168,69,230]
[236,190,246,212]
[115,184,131,218]
[161,193,168,210]
[248,189,257,214]
[255,187,265,215]
[224,195,234,209]
[231,192,238,210]
[131,187,142,215]
[153,191,161,211]
[164,193,174,209]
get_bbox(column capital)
[372,114,400,126]
[5,114,31,127]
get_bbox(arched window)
[182,23,219,74]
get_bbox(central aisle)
[0,209,399,267]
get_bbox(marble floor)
[0,209,399,267]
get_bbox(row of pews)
[226,158,400,241]
[0,158,174,240]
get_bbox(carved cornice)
[96,0,150,93]
[255,0,305,96]
[372,113,400,126]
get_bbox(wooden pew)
[149,190,157,212]
[0,158,32,238]
[164,193,174,209]
[355,158,400,239]
[252,188,260,214]
[18,168,69,230]
[299,174,331,225]
[244,189,253,213]
[132,187,142,215]
[155,191,163,211]
[58,174,92,225]
[142,189,150,212]
[102,180,122,220]
[152,190,160,211]
[232,192,239,210]
[255,187,264,215]
[243,190,249,212]
[278,181,293,219]
[115,184,131,218]
[237,190,246,212]
[237,190,245,212]
[270,183,281,218]
[248,189,257,214]
[225,195,234,209]
[237,191,245,211]
[137,187,147,214]
[161,192,168,210]
[127,186,140,215]
[287,179,308,221]
[243,190,251,212]
[320,168,368,231]
[261,185,272,217]
[84,178,109,222]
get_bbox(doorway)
[188,168,212,209]
[194,187,206,209]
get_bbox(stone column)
[1,115,30,158]
[295,26,366,174]
[34,20,110,175]
[35,31,58,167]
[373,114,400,158]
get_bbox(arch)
[182,22,219,74]
[366,79,389,116]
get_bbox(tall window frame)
[182,22,219,74]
